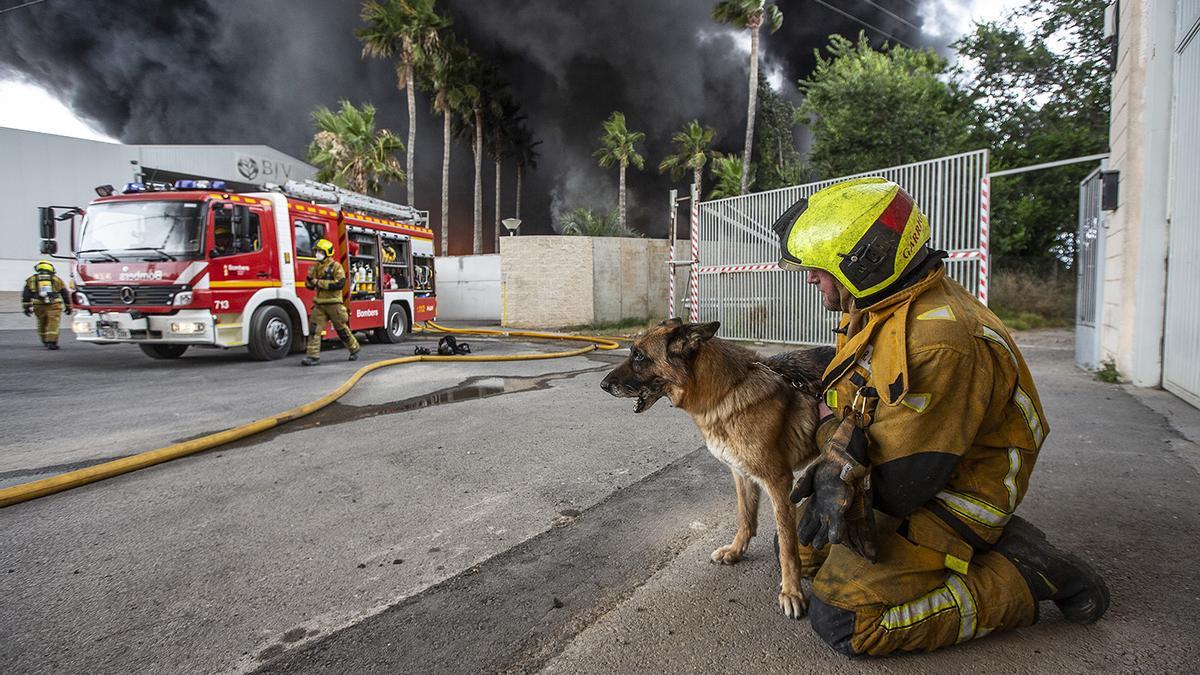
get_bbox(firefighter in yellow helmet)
[22,260,72,350]
[772,177,1108,656]
[301,239,359,366]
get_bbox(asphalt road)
[1,326,1198,673]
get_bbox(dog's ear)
[669,321,721,357]
[659,317,684,328]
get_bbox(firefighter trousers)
[800,516,1037,657]
[33,302,63,344]
[306,302,358,358]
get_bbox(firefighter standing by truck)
[22,260,72,350]
[302,239,360,366]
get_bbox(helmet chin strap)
[837,284,865,339]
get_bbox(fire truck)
[36,179,436,360]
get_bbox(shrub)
[560,207,642,238]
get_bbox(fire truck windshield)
[78,201,206,261]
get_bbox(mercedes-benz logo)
[120,286,136,304]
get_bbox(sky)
[0,0,1024,251]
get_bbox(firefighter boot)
[300,357,321,366]
[994,515,1110,624]
[45,341,59,350]
[348,347,360,361]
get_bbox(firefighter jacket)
[307,258,347,305]
[22,273,71,309]
[817,262,1048,572]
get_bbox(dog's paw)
[710,544,746,565]
[778,590,808,619]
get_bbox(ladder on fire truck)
[274,179,429,227]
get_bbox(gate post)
[979,175,990,305]
[667,189,678,319]
[688,183,700,323]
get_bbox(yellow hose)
[0,323,622,508]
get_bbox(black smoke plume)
[0,0,928,252]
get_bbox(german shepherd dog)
[600,319,833,618]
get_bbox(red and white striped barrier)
[696,249,982,276]
[979,176,990,304]
[688,184,700,323]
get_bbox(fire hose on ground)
[0,321,622,508]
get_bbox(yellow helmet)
[315,239,335,257]
[34,260,55,274]
[773,177,930,298]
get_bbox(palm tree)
[561,207,642,237]
[708,152,754,199]
[358,0,449,206]
[593,111,646,231]
[658,119,716,207]
[712,0,783,194]
[487,93,519,253]
[450,53,490,254]
[511,122,541,221]
[307,100,405,195]
[422,34,474,255]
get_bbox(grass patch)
[991,267,1075,331]
[1095,359,1121,383]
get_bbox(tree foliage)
[560,207,642,237]
[658,119,717,193]
[594,111,646,171]
[797,33,973,179]
[708,153,754,200]
[954,0,1110,265]
[752,75,805,190]
[307,100,405,195]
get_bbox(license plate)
[97,322,129,340]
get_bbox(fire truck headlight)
[172,291,194,306]
[73,291,89,306]
[73,320,91,334]
[169,321,206,334]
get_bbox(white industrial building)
[1076,0,1200,408]
[0,127,315,290]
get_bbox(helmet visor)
[771,197,809,271]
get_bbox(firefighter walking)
[773,178,1109,656]
[22,260,72,350]
[302,239,359,366]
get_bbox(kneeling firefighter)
[22,260,72,350]
[302,238,359,366]
[773,178,1108,656]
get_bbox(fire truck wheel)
[375,303,410,344]
[139,344,189,359]
[248,305,293,361]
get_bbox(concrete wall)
[1099,0,1178,386]
[434,255,501,320]
[0,128,314,290]
[499,236,670,328]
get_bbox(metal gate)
[1075,166,1106,370]
[688,150,989,344]
[1163,3,1200,407]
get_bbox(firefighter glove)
[23,306,33,317]
[64,306,72,315]
[792,410,878,562]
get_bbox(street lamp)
[501,217,521,236]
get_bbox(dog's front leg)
[711,471,759,564]
[765,475,807,619]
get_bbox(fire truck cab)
[38,179,436,360]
